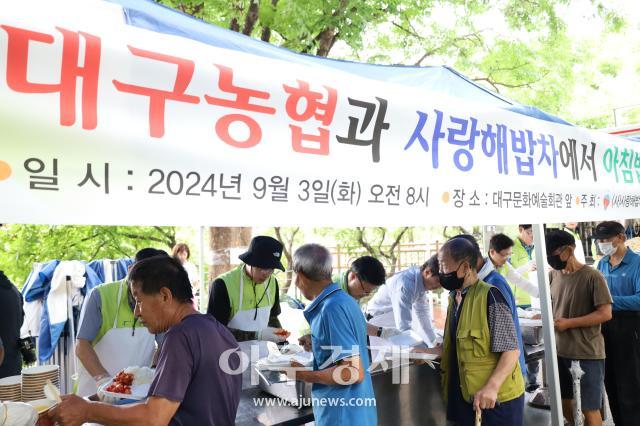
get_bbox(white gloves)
[257,327,288,343]
[380,327,402,340]
[95,376,116,403]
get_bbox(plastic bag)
[0,401,38,426]
[18,336,37,364]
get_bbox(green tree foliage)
[0,225,176,288]
[158,0,623,119]
[159,0,409,56]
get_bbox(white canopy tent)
[3,1,640,424]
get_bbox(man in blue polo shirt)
[594,221,640,426]
[286,243,376,426]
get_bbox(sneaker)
[526,384,540,393]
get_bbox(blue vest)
[483,270,527,376]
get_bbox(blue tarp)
[106,0,570,126]
[21,258,132,362]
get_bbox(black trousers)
[602,311,640,426]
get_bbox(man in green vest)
[506,224,537,307]
[440,238,524,425]
[207,236,290,356]
[75,248,168,397]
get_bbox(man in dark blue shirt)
[0,271,23,379]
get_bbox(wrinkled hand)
[259,327,290,343]
[298,334,312,352]
[473,382,498,410]
[410,345,442,365]
[554,317,572,332]
[49,394,90,426]
[282,360,306,381]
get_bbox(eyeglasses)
[357,275,375,296]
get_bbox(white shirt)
[502,262,539,298]
[480,257,539,298]
[366,266,437,345]
[183,261,199,286]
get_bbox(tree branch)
[391,21,423,40]
[89,241,108,261]
[389,227,409,252]
[473,63,547,92]
[356,227,376,256]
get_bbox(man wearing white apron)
[75,248,167,396]
[207,236,290,361]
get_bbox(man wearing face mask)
[594,221,640,426]
[453,234,528,383]
[547,230,612,426]
[440,238,524,426]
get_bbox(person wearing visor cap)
[546,229,612,426]
[207,236,290,356]
[594,221,640,426]
[75,248,168,397]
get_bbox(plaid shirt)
[454,286,518,353]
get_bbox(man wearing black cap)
[594,221,640,426]
[546,230,612,426]
[207,236,290,351]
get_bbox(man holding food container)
[51,255,242,425]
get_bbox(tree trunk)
[208,227,252,281]
[273,226,299,295]
[230,17,240,32]
[242,1,259,35]
[315,27,337,57]
[260,0,279,42]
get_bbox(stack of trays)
[0,375,21,402]
[21,365,60,402]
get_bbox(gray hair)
[292,243,332,281]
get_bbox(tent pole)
[199,226,206,313]
[532,223,563,426]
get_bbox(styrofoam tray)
[255,352,313,371]
[519,318,543,327]
[98,382,150,401]
[385,330,424,347]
